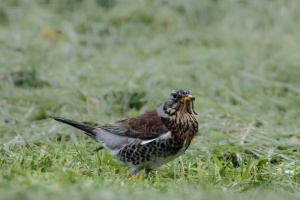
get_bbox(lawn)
[0,0,299,199]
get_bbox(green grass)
[0,0,299,199]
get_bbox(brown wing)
[100,109,168,140]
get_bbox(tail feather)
[51,116,97,140]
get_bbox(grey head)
[163,89,197,115]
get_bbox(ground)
[0,0,299,200]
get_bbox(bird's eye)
[172,94,177,99]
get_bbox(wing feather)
[100,109,168,139]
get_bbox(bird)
[51,89,198,177]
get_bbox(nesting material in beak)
[179,95,197,115]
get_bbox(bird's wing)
[100,110,168,140]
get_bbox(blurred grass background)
[0,0,299,199]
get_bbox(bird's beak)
[180,94,195,101]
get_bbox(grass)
[0,0,300,199]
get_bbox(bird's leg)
[145,168,152,178]
[178,156,185,177]
[128,168,139,177]
[93,146,104,152]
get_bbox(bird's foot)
[178,156,185,177]
[128,169,143,182]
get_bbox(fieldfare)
[52,89,198,177]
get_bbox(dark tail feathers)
[51,116,97,140]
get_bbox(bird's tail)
[51,116,97,140]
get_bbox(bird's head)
[164,89,197,115]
